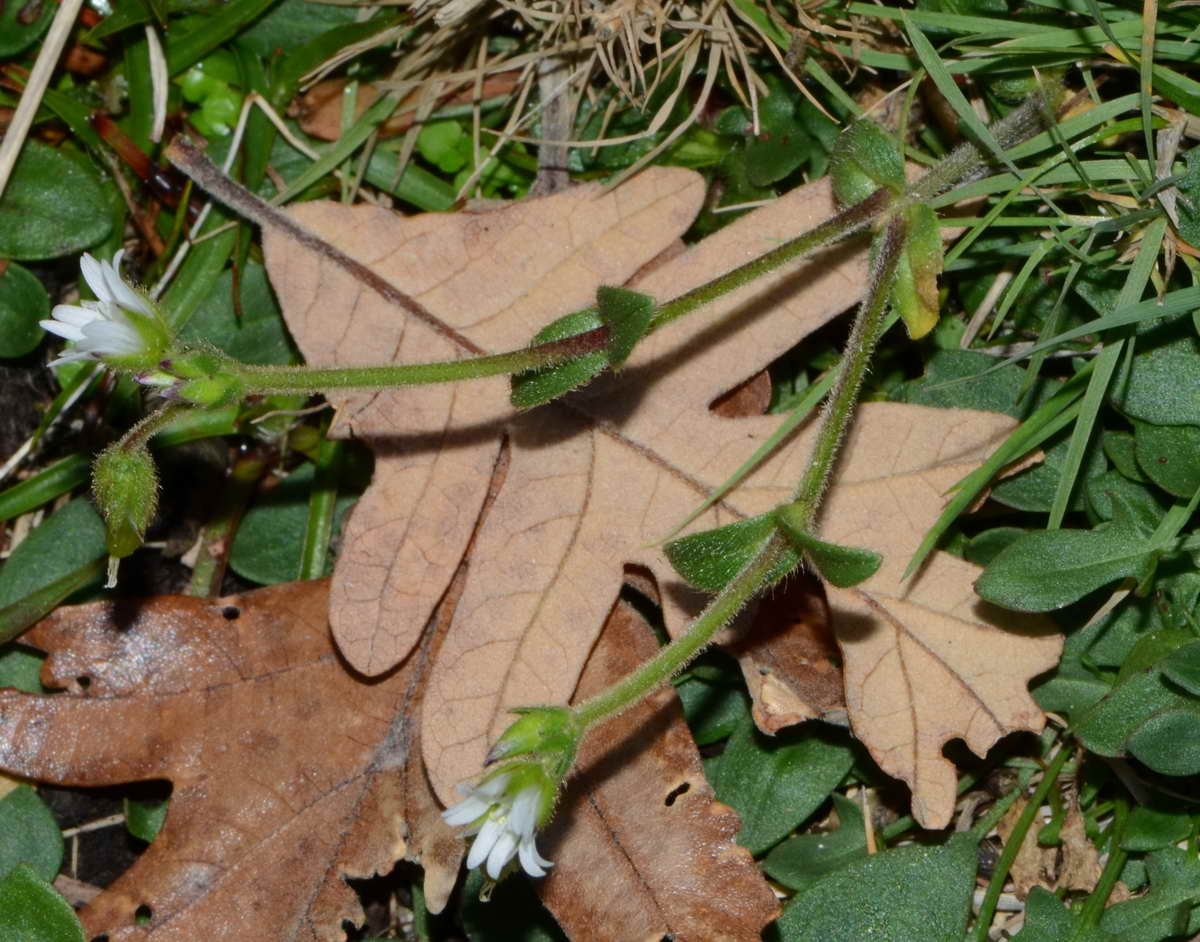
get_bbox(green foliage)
[0,141,111,261]
[762,793,868,892]
[0,865,85,942]
[664,513,798,593]
[179,261,299,365]
[0,786,63,883]
[229,460,366,585]
[1013,889,1121,942]
[775,832,978,941]
[976,495,1160,611]
[0,263,50,358]
[710,713,855,855]
[595,287,655,370]
[830,118,904,208]
[0,0,54,56]
[775,504,882,587]
[125,796,170,843]
[0,500,106,610]
[510,310,607,409]
[1100,848,1200,939]
[92,441,159,560]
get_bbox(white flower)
[442,770,554,880]
[40,251,162,367]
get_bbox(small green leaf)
[229,462,364,586]
[1102,430,1146,482]
[1120,803,1194,852]
[710,713,854,855]
[1112,316,1200,426]
[125,796,169,843]
[775,505,881,587]
[178,261,299,365]
[992,432,1107,514]
[1100,847,1200,938]
[1085,471,1166,529]
[510,310,608,409]
[0,645,46,694]
[0,864,85,942]
[0,263,50,358]
[595,286,654,370]
[0,499,106,610]
[762,792,867,892]
[675,654,749,746]
[0,0,55,57]
[664,513,798,593]
[1013,888,1121,942]
[890,203,943,339]
[775,832,978,941]
[975,517,1156,612]
[0,787,63,882]
[1162,640,1200,696]
[1126,710,1200,776]
[830,119,904,208]
[1133,420,1200,498]
[963,527,1025,567]
[92,442,159,560]
[0,142,111,261]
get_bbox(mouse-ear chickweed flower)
[442,764,556,880]
[40,251,170,370]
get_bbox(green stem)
[230,328,609,393]
[972,744,1071,942]
[570,213,907,733]
[299,436,343,581]
[647,187,894,333]
[790,214,906,528]
[1076,799,1128,931]
[572,531,790,730]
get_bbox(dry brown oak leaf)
[537,593,779,939]
[261,169,1062,829]
[0,581,463,941]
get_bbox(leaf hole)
[663,782,690,806]
[91,936,110,942]
[134,903,153,925]
[221,605,241,620]
[76,675,91,689]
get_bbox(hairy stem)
[570,213,906,732]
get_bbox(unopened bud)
[485,706,581,779]
[92,441,159,567]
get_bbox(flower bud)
[92,441,159,563]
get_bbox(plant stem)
[232,328,610,393]
[572,530,790,730]
[1076,799,1128,931]
[790,215,906,528]
[646,187,893,333]
[186,450,268,597]
[570,214,907,733]
[972,744,1071,942]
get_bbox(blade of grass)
[298,438,344,581]
[0,455,90,525]
[1046,215,1166,528]
[0,558,105,646]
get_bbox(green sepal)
[890,203,943,339]
[665,512,798,593]
[830,119,904,209]
[486,705,582,779]
[775,503,882,587]
[161,348,247,407]
[596,286,654,370]
[91,441,159,560]
[510,310,607,409]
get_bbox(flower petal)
[508,786,540,837]
[442,795,490,828]
[40,319,86,343]
[466,814,504,872]
[485,828,519,880]
[78,253,109,303]
[103,251,154,317]
[49,303,103,328]
[517,836,552,877]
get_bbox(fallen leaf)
[261,171,1060,829]
[0,581,461,940]
[537,594,779,940]
[264,167,707,677]
[1057,796,1103,893]
[292,73,521,142]
[996,798,1054,896]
